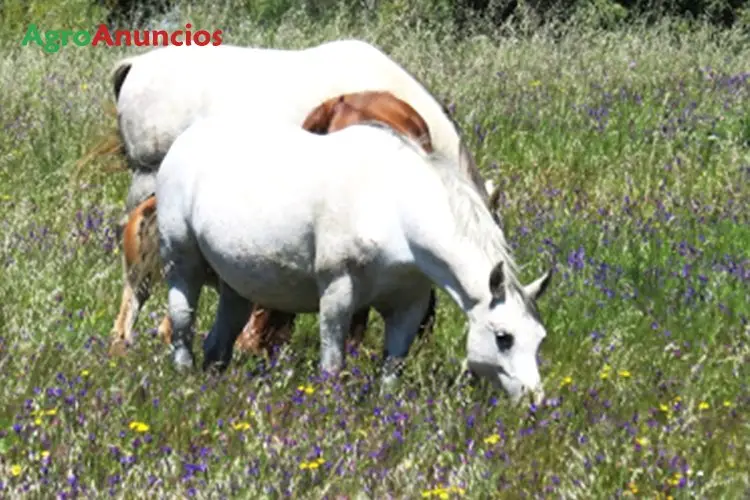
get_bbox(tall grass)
[0,1,747,497]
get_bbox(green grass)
[0,2,748,498]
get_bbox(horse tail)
[73,102,127,177]
[73,56,136,178]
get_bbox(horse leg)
[347,308,370,347]
[157,314,172,345]
[415,288,438,340]
[164,254,206,372]
[378,286,433,391]
[109,255,152,355]
[317,274,357,376]
[202,280,253,373]
[234,306,296,357]
[125,169,157,213]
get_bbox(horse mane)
[353,121,521,291]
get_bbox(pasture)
[0,3,748,498]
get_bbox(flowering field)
[0,4,748,498]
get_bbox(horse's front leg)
[202,280,253,373]
[379,285,433,392]
[317,274,357,376]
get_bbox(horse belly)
[195,213,322,313]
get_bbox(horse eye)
[495,334,514,352]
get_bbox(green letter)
[43,30,60,54]
[73,30,91,47]
[21,24,43,47]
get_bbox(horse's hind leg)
[317,274,357,376]
[203,280,253,373]
[162,241,207,371]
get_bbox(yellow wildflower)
[723,400,732,408]
[698,402,709,410]
[421,486,466,498]
[559,376,573,388]
[483,434,500,445]
[600,364,611,380]
[81,370,90,377]
[635,436,649,446]
[297,384,315,395]
[299,458,325,470]
[618,370,631,378]
[659,403,670,412]
[232,422,250,431]
[128,421,150,433]
[668,473,682,486]
[34,418,42,426]
[11,464,22,477]
[627,482,638,494]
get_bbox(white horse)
[112,39,491,213]
[156,116,553,403]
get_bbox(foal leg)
[202,280,253,373]
[234,306,296,357]
[318,274,357,376]
[110,272,152,352]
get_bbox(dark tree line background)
[100,0,749,31]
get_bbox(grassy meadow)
[0,2,748,497]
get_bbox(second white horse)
[156,116,553,404]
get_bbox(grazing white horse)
[112,39,491,212]
[156,116,553,403]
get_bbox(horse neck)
[413,241,496,320]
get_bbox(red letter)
[152,30,168,46]
[184,23,192,46]
[91,24,113,46]
[133,30,150,47]
[170,30,183,46]
[193,30,210,47]
[212,30,223,46]
[114,30,131,46]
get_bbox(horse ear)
[488,261,505,302]
[523,269,553,302]
[302,98,337,135]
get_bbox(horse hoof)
[108,339,128,358]
[379,373,400,396]
[172,347,194,371]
